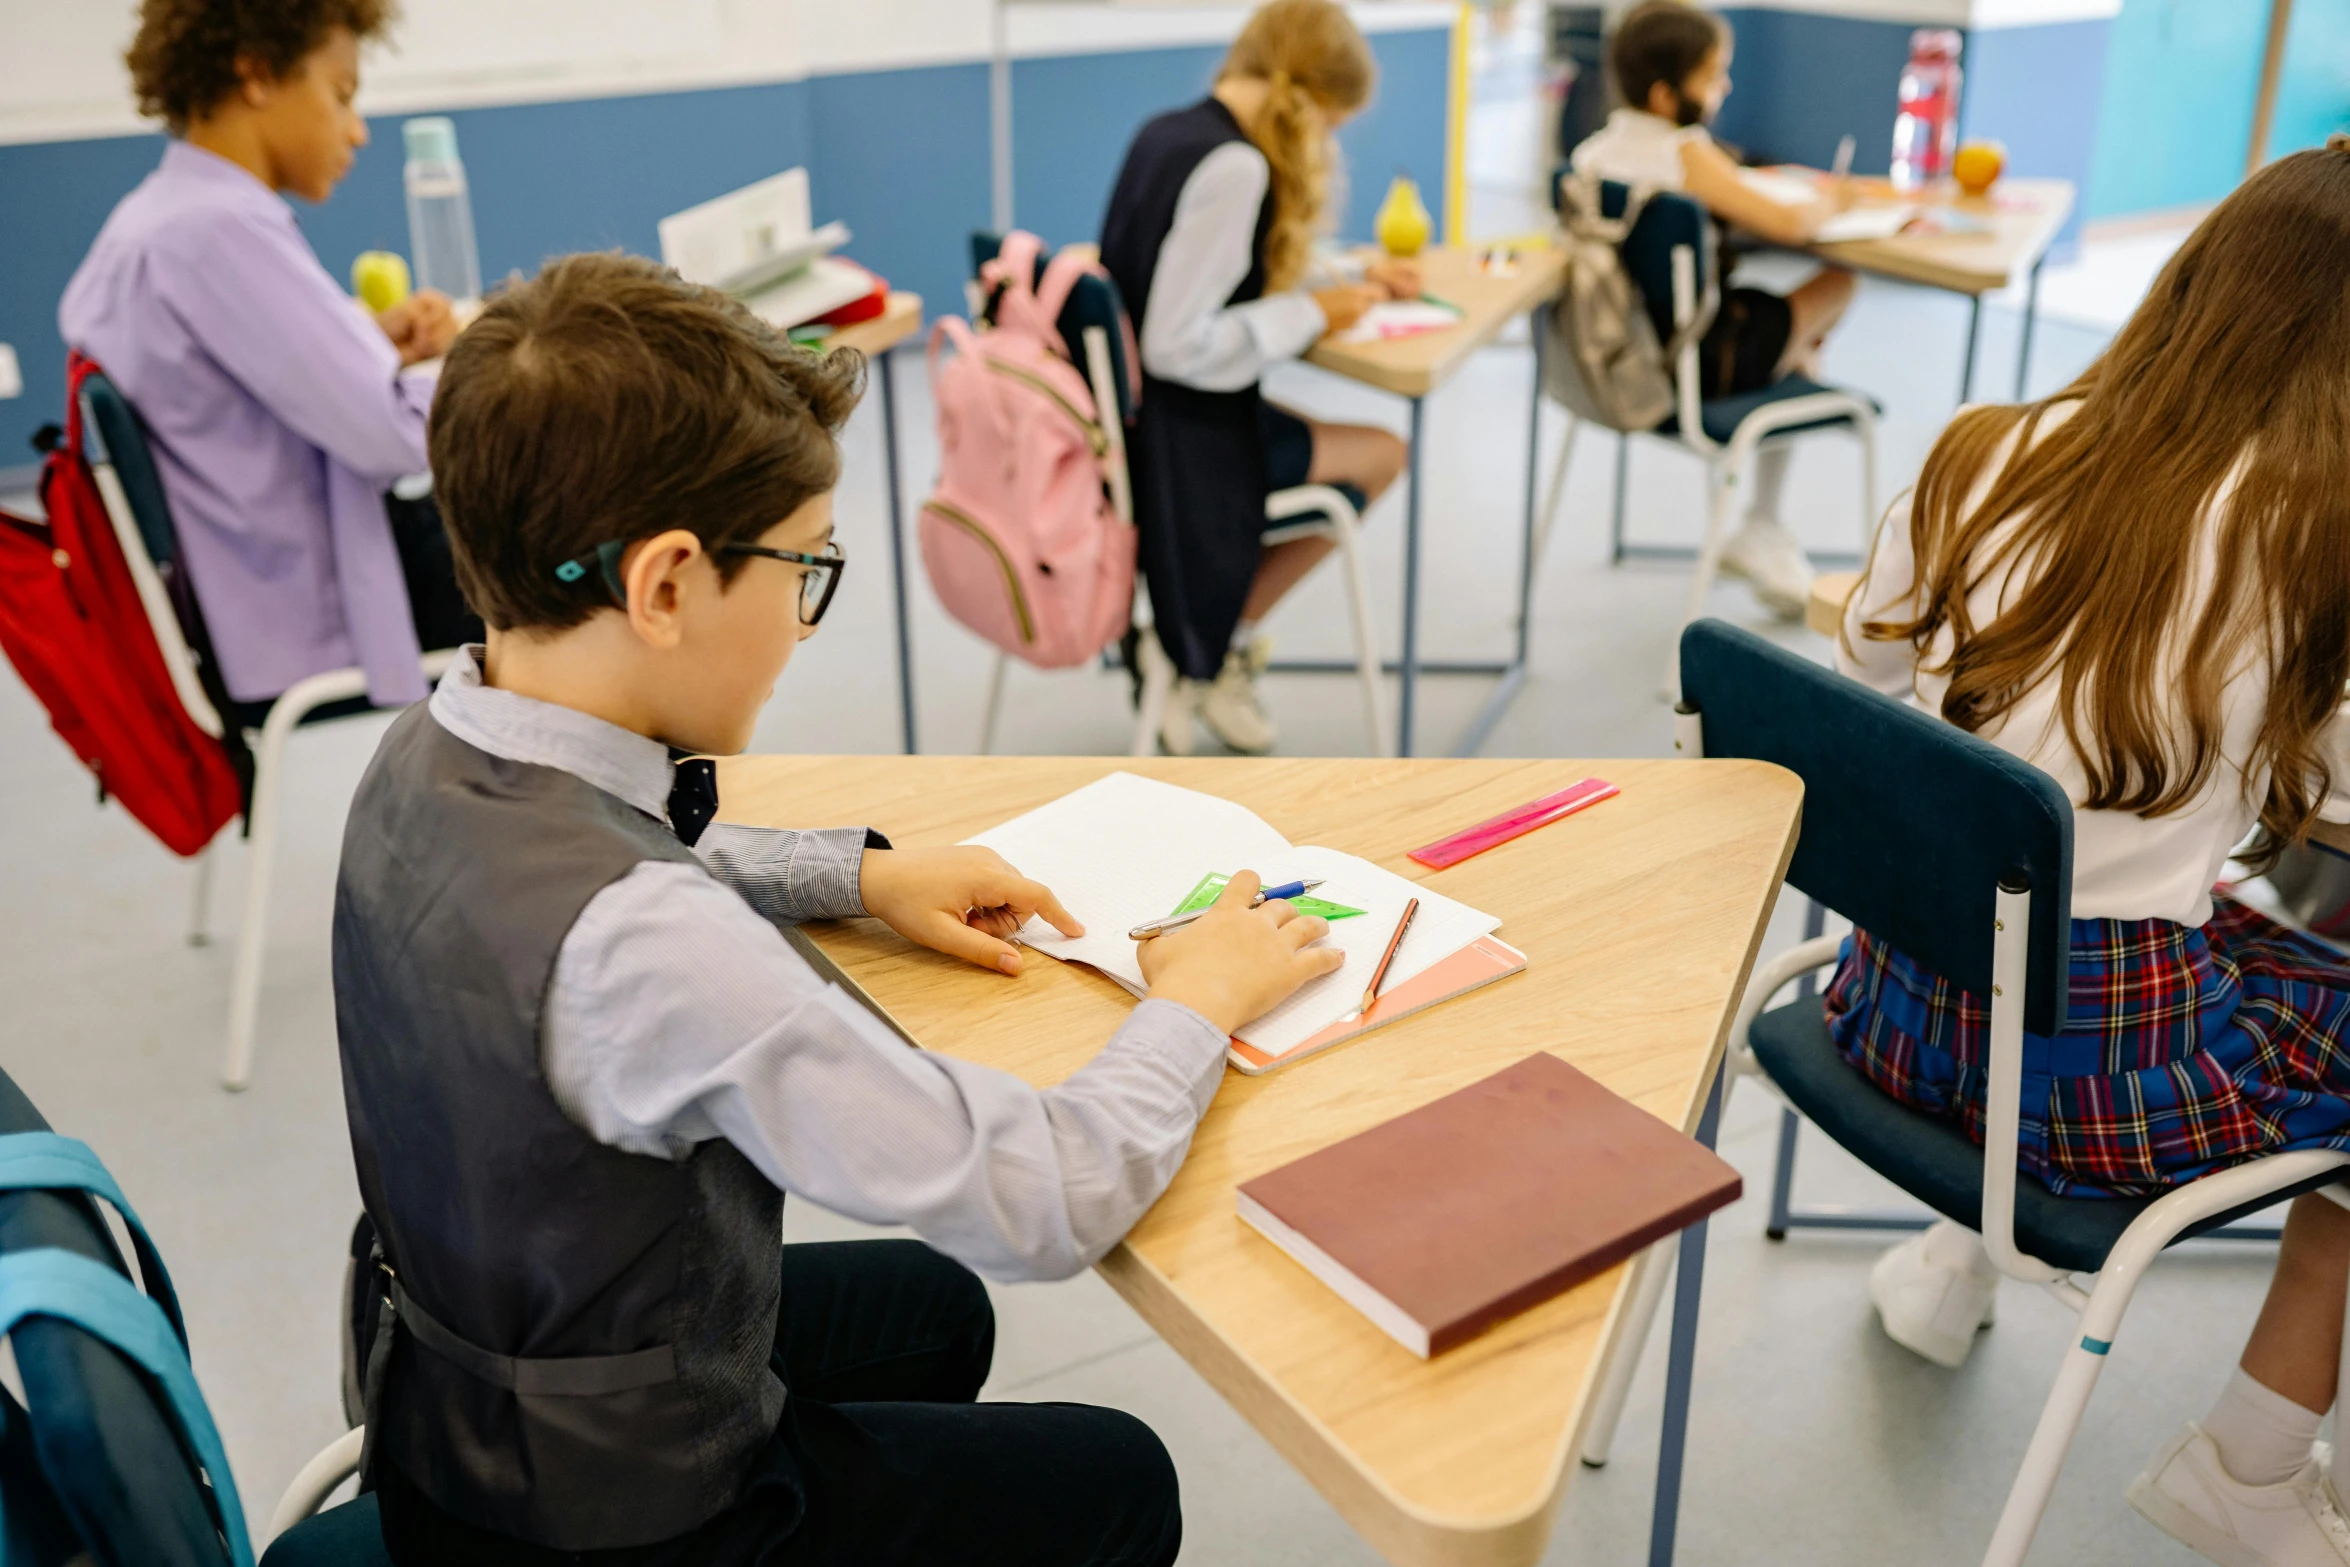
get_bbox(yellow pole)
[2247,0,2295,177]
[1445,2,1472,246]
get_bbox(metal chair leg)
[223,713,293,1091]
[1131,631,1176,759]
[978,653,1009,755]
[1330,511,1391,759]
[1610,432,1631,565]
[1662,459,1740,699]
[1532,413,1580,578]
[1581,1237,1675,1468]
[187,839,217,948]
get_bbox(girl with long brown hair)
[1099,0,1414,755]
[1832,141,2350,1566]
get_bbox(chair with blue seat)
[964,234,1388,756]
[77,372,453,1092]
[1657,618,2350,1566]
[0,1060,381,1565]
[1533,179,1880,695]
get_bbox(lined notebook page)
[962,774,1501,1050]
[964,773,1296,992]
[1235,846,1499,1055]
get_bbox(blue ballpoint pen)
[1128,878,1324,940]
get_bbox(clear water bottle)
[403,117,481,305]
[1890,29,1964,193]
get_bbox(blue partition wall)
[0,25,1445,451]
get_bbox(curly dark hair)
[126,0,399,131]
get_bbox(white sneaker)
[1869,1219,1999,1368]
[1157,680,1199,756]
[2129,1423,2350,1566]
[1197,637,1277,755]
[1718,517,1814,619]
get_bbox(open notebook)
[965,773,1509,1065]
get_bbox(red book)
[1237,1053,1741,1357]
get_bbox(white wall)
[0,0,1456,148]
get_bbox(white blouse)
[1838,401,2350,927]
[1138,138,1329,393]
[1570,107,1711,192]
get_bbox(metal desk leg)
[1958,292,1983,406]
[877,348,917,754]
[1648,1061,1725,1567]
[1398,395,1426,758]
[1451,308,1545,758]
[2013,254,2045,403]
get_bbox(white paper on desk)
[1333,300,1462,344]
[962,773,1501,1055]
[1739,168,1824,207]
[1812,205,1919,244]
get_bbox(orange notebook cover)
[1226,935,1526,1074]
[1237,1052,1743,1357]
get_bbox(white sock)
[1230,619,1259,652]
[2204,1367,2324,1487]
[1746,445,1793,527]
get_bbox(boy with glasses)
[335,252,1341,1565]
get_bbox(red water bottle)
[1890,29,1963,192]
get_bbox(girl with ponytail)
[1099,0,1416,756]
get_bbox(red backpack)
[0,354,242,856]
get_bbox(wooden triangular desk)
[716,754,1801,1565]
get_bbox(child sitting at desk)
[335,250,1344,1567]
[61,0,470,723]
[1100,0,1416,756]
[1835,144,2350,1567]
[1572,0,1856,618]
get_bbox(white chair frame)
[1572,692,2350,1562]
[1528,245,1880,699]
[973,326,1389,759]
[84,412,453,1092]
[266,1425,365,1542]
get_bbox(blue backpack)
[0,1111,252,1567]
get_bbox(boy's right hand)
[1312,283,1385,337]
[1137,870,1344,1036]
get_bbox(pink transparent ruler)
[1407,778,1619,870]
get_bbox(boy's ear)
[619,528,706,650]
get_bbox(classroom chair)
[963,235,1388,757]
[1645,618,2350,1566]
[78,373,453,1093]
[0,1060,378,1566]
[1533,181,1880,697]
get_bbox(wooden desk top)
[822,291,923,357]
[1810,177,2075,296]
[1305,246,1568,400]
[717,754,1801,1566]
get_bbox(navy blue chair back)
[1678,619,2074,1035]
[79,373,180,577]
[968,232,1136,425]
[0,1069,234,1566]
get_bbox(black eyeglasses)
[553,537,846,627]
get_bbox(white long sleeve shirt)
[1138,139,1328,391]
[1838,401,2350,927]
[426,649,1230,1283]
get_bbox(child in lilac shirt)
[61,0,474,716]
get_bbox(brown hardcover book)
[1236,1052,1742,1357]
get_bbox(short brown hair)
[1610,1,1728,113]
[127,0,398,132]
[429,253,866,634]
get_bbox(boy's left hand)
[860,846,1084,975]
[378,289,460,365]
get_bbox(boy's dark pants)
[375,1239,1183,1567]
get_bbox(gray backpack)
[1541,172,1715,432]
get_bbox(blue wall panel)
[1711,8,1915,174]
[2274,0,2350,157]
[2085,0,2262,219]
[1011,26,1451,254]
[1,35,1444,458]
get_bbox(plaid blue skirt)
[1822,898,2350,1196]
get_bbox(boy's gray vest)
[333,705,785,1550]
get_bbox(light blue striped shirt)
[428,649,1229,1282]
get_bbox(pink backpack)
[920,233,1136,669]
